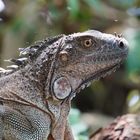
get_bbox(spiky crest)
[0,34,64,78]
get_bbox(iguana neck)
[22,62,49,93]
[23,42,65,101]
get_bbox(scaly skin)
[0,30,128,140]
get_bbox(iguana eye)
[59,51,69,62]
[83,39,92,48]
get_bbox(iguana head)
[51,30,129,100]
[0,30,128,101]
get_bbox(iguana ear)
[52,77,71,100]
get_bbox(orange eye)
[84,39,92,48]
[59,51,69,62]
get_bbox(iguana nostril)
[119,41,124,49]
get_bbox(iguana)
[0,30,128,140]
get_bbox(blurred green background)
[0,0,140,139]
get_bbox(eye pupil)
[86,41,90,45]
[84,39,92,47]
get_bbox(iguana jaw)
[74,49,128,93]
[85,63,119,84]
[73,63,119,94]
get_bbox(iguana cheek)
[53,77,71,100]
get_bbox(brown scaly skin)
[0,30,128,140]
